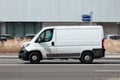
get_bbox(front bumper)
[19,47,29,61]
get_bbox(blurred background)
[0,0,120,53]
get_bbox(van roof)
[43,25,102,29]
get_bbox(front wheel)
[80,52,93,64]
[29,52,42,64]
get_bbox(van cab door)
[36,29,56,55]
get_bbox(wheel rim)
[32,55,38,61]
[84,55,91,61]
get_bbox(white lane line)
[95,70,120,72]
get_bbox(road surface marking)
[95,70,120,72]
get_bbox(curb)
[103,55,120,60]
[0,56,18,59]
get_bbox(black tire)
[80,52,93,64]
[29,52,42,64]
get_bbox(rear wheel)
[29,52,42,64]
[80,52,93,64]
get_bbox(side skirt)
[47,53,80,59]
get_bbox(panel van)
[19,26,105,64]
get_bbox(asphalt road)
[1,59,120,80]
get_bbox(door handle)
[51,42,54,46]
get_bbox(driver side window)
[39,29,53,42]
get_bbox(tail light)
[102,39,104,49]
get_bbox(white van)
[19,26,105,64]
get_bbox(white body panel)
[25,26,104,59]
[55,26,103,54]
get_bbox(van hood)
[21,42,30,48]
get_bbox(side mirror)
[35,38,41,43]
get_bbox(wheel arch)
[81,50,94,58]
